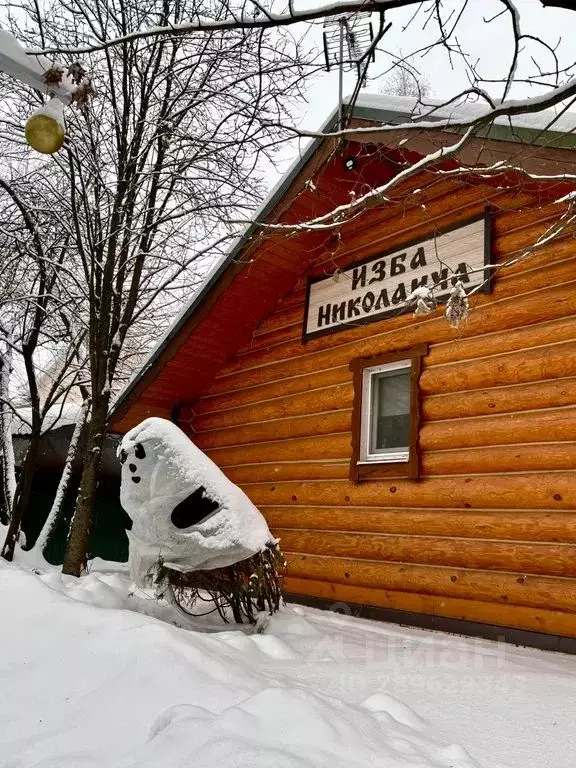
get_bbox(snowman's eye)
[135,443,146,459]
[171,486,219,529]
[119,449,128,464]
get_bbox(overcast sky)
[255,0,575,181]
[300,0,576,128]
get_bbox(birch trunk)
[1,431,42,560]
[0,345,15,526]
[62,393,109,575]
[34,399,90,556]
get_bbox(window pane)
[371,369,410,452]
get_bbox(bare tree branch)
[27,0,424,55]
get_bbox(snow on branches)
[445,281,470,329]
[406,285,436,316]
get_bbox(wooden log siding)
[187,192,576,638]
[207,257,576,390]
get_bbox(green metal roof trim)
[352,94,576,149]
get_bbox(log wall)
[187,185,576,638]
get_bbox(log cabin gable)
[182,184,576,643]
[109,114,575,435]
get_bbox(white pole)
[0,29,75,103]
[338,19,344,131]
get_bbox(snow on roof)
[10,401,81,436]
[351,93,576,136]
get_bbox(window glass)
[370,368,410,453]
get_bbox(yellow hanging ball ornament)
[25,97,65,154]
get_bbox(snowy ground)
[1,560,575,768]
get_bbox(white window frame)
[359,358,411,464]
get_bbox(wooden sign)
[303,212,491,341]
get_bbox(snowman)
[118,417,275,588]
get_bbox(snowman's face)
[119,435,222,531]
[118,417,273,575]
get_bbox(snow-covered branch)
[246,125,477,231]
[27,0,422,55]
[276,78,576,142]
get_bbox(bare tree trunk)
[35,398,90,556]
[1,335,44,560]
[0,354,15,526]
[62,394,108,575]
[3,0,316,573]
[0,449,11,526]
[0,459,7,526]
[1,430,42,559]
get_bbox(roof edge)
[352,103,576,149]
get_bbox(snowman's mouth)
[170,486,220,529]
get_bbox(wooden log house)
[109,95,576,650]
